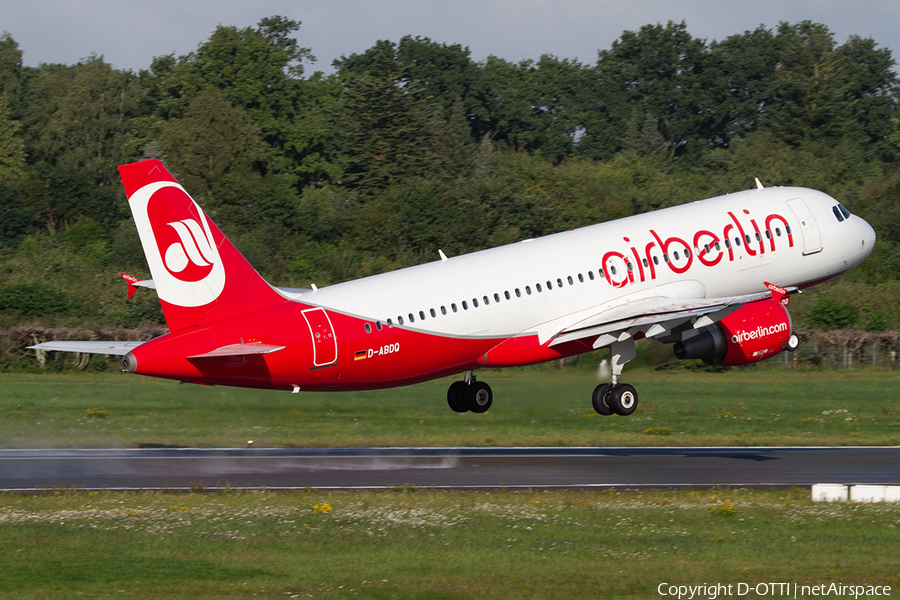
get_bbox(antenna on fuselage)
[439,249,448,262]
[755,178,764,190]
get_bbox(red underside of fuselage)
[128,300,595,391]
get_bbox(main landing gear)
[447,371,493,413]
[591,338,639,416]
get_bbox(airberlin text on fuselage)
[602,208,794,288]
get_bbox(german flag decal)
[354,350,367,361]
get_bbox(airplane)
[30,160,875,416]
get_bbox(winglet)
[120,272,140,298]
[755,178,764,190]
[764,282,789,305]
[119,272,156,298]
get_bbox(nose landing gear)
[591,338,639,416]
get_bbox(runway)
[1,446,898,491]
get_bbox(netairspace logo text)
[658,582,892,599]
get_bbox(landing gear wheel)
[786,333,800,352]
[591,384,612,415]
[465,381,493,413]
[448,381,468,412]
[610,384,638,416]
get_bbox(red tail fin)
[118,159,283,331]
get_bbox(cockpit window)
[833,206,844,222]
[838,204,851,219]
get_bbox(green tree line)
[1,17,899,333]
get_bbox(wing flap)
[28,341,145,355]
[187,342,285,359]
[548,285,797,348]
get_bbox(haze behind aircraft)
[31,160,875,416]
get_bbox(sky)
[1,0,899,75]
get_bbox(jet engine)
[673,299,795,366]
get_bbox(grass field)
[1,369,899,448]
[1,488,898,599]
[2,371,899,599]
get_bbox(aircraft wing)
[187,342,285,359]
[28,341,146,355]
[547,284,796,349]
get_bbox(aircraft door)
[302,308,338,367]
[786,198,823,255]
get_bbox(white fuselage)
[293,187,875,340]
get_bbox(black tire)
[465,381,493,413]
[786,333,800,352]
[591,384,612,415]
[611,384,638,416]
[447,381,468,413]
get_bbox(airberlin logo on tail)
[128,181,226,307]
[163,219,216,281]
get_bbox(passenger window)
[419,310,425,320]
[642,258,649,268]
[376,321,383,331]
[626,262,633,272]
[755,232,761,241]
[515,288,521,297]
[704,244,710,254]
[536,283,542,292]
[483,296,489,305]
[462,301,468,310]
[599,269,605,278]
[714,241,721,251]
[546,280,553,289]
[735,237,741,247]
[557,278,563,288]
[526,286,532,295]
[684,248,690,258]
[409,313,415,322]
[725,239,731,249]
[441,306,447,315]
[387,318,393,327]
[430,308,436,318]
[610,265,617,275]
[495,293,501,302]
[504,291,510,300]
[663,254,669,263]
[745,234,752,244]
[578,274,584,283]
[473,298,479,307]
[451,303,458,313]
[365,323,372,333]
[765,230,771,240]
[398,316,404,325]
[786,226,792,235]
[588,271,594,280]
[567,276,573,285]
[652,256,659,265]
[775,228,782,237]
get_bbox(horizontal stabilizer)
[28,341,145,355]
[187,342,285,359]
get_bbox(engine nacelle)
[673,299,793,366]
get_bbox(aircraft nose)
[858,216,876,256]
